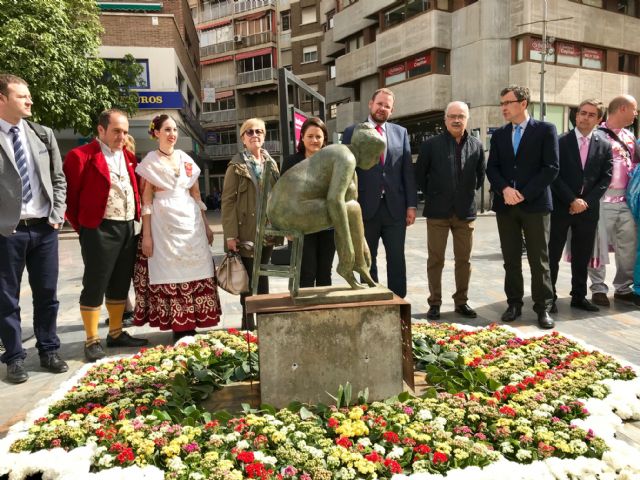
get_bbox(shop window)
[382,50,448,86]
[582,47,605,69]
[556,42,581,66]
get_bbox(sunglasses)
[244,128,265,137]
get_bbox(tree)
[0,0,141,135]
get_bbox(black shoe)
[39,352,69,373]
[454,304,477,318]
[591,293,610,306]
[84,341,106,362]
[501,304,522,322]
[614,292,636,303]
[426,305,440,320]
[549,302,558,313]
[570,297,599,312]
[6,359,28,384]
[173,330,197,341]
[106,331,149,348]
[537,311,555,329]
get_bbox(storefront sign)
[137,91,184,109]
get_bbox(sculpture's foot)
[356,268,377,287]
[340,270,367,290]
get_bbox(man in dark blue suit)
[342,88,418,298]
[549,99,612,313]
[486,85,559,329]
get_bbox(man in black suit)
[549,99,612,313]
[486,85,559,329]
[415,101,485,320]
[342,88,418,298]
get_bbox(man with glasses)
[587,95,639,307]
[548,99,612,313]
[486,85,559,329]
[0,73,67,383]
[415,101,485,320]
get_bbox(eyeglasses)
[499,100,522,107]
[244,128,264,137]
[446,114,467,121]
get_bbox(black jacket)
[281,151,306,176]
[415,131,486,220]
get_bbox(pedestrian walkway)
[1,211,639,437]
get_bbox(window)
[382,0,450,29]
[570,0,640,17]
[302,45,318,63]
[382,50,448,86]
[238,54,272,73]
[514,36,605,71]
[200,24,233,47]
[235,12,271,37]
[329,64,336,79]
[347,34,364,53]
[104,58,150,89]
[529,38,556,63]
[209,128,237,145]
[556,41,581,66]
[281,10,291,31]
[203,97,236,113]
[329,103,338,118]
[582,47,604,69]
[327,9,335,29]
[618,52,639,74]
[301,6,317,24]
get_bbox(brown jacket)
[221,150,279,257]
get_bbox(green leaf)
[286,401,303,413]
[397,391,411,403]
[299,406,315,420]
[421,387,438,399]
[260,404,277,415]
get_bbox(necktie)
[512,125,522,155]
[579,136,589,169]
[9,126,32,203]
[374,124,385,166]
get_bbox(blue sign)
[137,91,184,109]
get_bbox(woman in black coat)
[281,117,336,287]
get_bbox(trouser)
[79,219,136,307]
[364,199,407,298]
[549,211,598,299]
[426,215,474,306]
[300,229,336,288]
[496,206,553,311]
[588,201,636,295]
[0,222,60,364]
[240,246,272,330]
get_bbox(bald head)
[444,101,469,141]
[607,94,637,129]
[445,101,469,117]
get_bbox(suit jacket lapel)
[515,118,535,159]
[569,130,583,171]
[89,140,112,182]
[584,133,599,170]
[24,125,47,184]
[0,133,17,171]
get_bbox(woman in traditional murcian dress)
[133,114,221,338]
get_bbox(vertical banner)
[293,108,308,150]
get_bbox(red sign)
[293,111,308,149]
[583,48,603,61]
[531,39,544,51]
[408,53,431,69]
[557,42,580,57]
[384,64,405,77]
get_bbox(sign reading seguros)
[137,91,184,109]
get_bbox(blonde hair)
[240,118,266,137]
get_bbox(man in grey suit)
[342,88,418,297]
[0,74,67,383]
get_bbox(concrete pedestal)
[246,292,413,408]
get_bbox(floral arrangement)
[1,324,639,480]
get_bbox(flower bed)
[1,324,639,479]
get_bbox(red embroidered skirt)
[133,243,222,332]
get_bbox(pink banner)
[294,111,308,149]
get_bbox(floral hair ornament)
[148,119,156,139]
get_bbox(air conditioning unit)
[234,35,243,42]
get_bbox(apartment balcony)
[200,109,238,124]
[238,104,279,120]
[332,1,379,43]
[237,67,278,86]
[335,42,376,87]
[389,74,451,119]
[336,101,360,132]
[376,10,451,67]
[264,140,281,153]
[325,79,353,105]
[204,143,239,157]
[239,31,276,49]
[200,40,235,58]
[197,0,275,23]
[321,28,343,65]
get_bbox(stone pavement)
[1,209,639,437]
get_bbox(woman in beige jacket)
[221,118,279,330]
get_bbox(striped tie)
[9,126,32,203]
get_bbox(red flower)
[336,436,353,449]
[413,444,431,455]
[228,328,240,335]
[383,431,400,443]
[432,451,448,464]
[245,462,273,479]
[499,405,517,417]
[237,451,255,463]
[327,417,340,428]
[364,452,382,463]
[383,458,402,473]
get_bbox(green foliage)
[326,382,370,408]
[413,336,501,395]
[0,0,141,135]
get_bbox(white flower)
[416,409,433,421]
[500,442,514,454]
[168,456,186,472]
[373,444,386,454]
[235,440,250,450]
[357,438,372,447]
[515,449,532,461]
[387,446,405,459]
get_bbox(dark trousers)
[0,223,60,364]
[364,198,407,298]
[496,206,553,311]
[240,246,272,330]
[549,212,598,299]
[79,219,136,307]
[300,229,336,288]
[426,216,474,306]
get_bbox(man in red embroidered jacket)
[64,109,147,362]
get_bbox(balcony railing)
[264,140,281,153]
[200,40,235,57]
[204,144,239,157]
[238,104,279,120]
[200,109,238,124]
[197,0,275,23]
[242,31,275,48]
[237,67,278,85]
